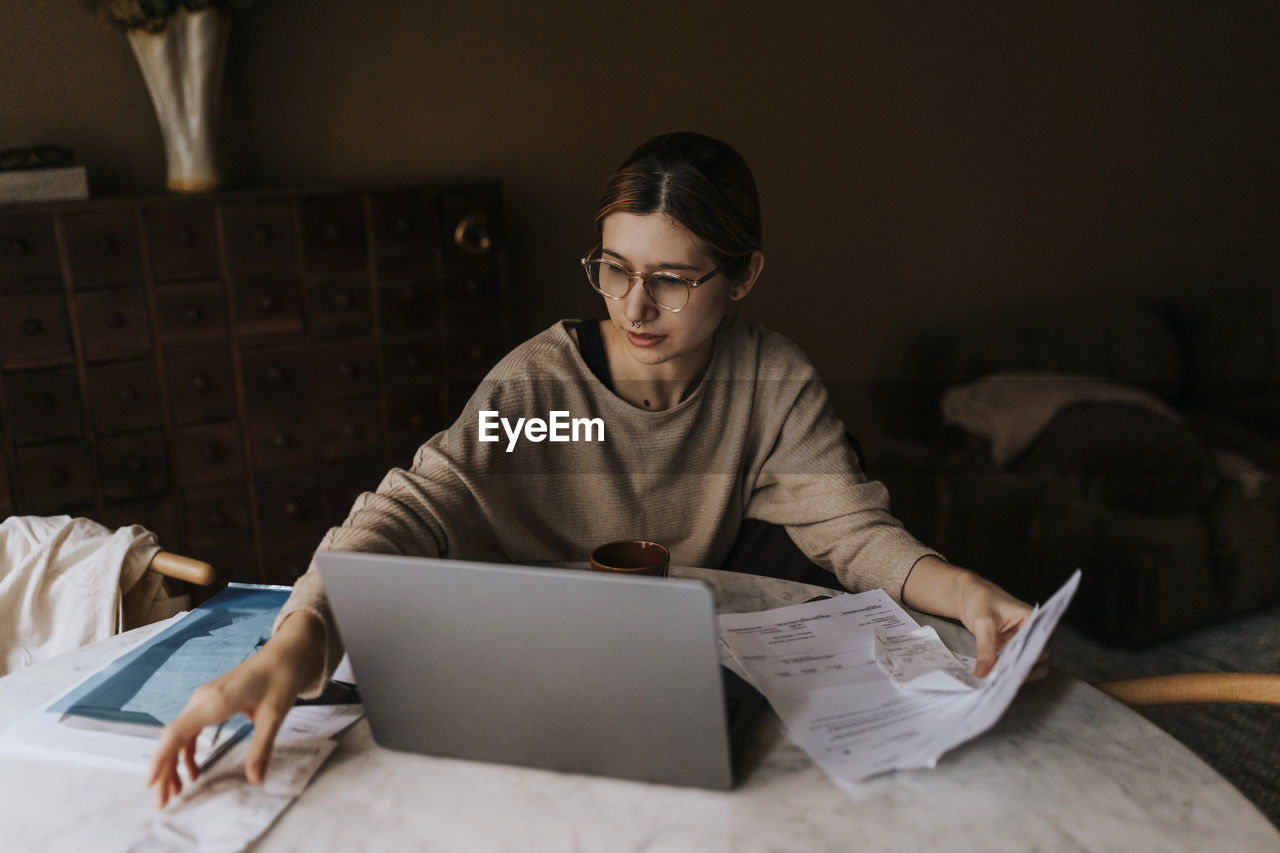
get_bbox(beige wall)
[5,1,1278,441]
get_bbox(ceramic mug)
[589,540,670,577]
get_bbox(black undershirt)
[571,319,614,392]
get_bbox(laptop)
[315,552,764,790]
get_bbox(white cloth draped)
[0,515,181,677]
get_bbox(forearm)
[265,609,327,695]
[901,554,978,620]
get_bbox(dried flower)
[82,0,258,32]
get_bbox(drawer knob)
[116,386,138,403]
[322,223,342,241]
[176,228,195,245]
[332,291,352,309]
[49,468,69,485]
[95,234,116,253]
[252,225,274,243]
[105,311,127,328]
[191,374,209,391]
[21,317,44,335]
[7,237,30,257]
[184,306,204,323]
[452,211,492,255]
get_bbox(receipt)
[129,740,336,853]
[128,703,362,853]
[875,625,980,692]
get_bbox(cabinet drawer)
[87,359,161,434]
[443,272,501,306]
[446,319,506,379]
[97,430,168,503]
[299,195,366,270]
[0,213,60,286]
[3,366,83,442]
[155,281,228,345]
[255,474,322,546]
[317,399,382,461]
[304,270,371,334]
[62,210,142,287]
[182,485,252,552]
[166,348,236,425]
[261,540,317,586]
[75,287,152,361]
[172,421,244,487]
[386,385,446,457]
[440,184,501,274]
[0,453,10,516]
[15,440,94,513]
[382,332,444,388]
[145,202,219,279]
[313,338,377,399]
[222,201,296,269]
[323,459,384,528]
[233,271,303,337]
[378,265,440,334]
[241,344,312,412]
[0,291,74,368]
[97,498,179,547]
[245,413,314,471]
[370,190,438,261]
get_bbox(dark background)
[5,0,1278,443]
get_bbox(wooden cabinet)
[0,182,508,585]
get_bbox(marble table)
[1,566,1276,852]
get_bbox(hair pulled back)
[594,132,761,283]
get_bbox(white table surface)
[1,566,1276,852]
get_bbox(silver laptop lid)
[316,552,734,789]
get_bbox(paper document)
[719,570,1080,789]
[128,703,363,853]
[0,585,289,772]
[875,625,980,691]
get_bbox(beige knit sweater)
[278,318,935,695]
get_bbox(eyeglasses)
[580,248,721,312]
[0,145,74,172]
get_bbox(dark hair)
[594,132,762,282]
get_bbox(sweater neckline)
[557,319,725,417]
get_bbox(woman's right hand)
[146,610,324,808]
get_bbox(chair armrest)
[148,551,217,586]
[1095,673,1280,707]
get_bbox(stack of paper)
[719,571,1079,789]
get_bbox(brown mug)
[589,540,670,577]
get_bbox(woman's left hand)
[902,555,1050,681]
[954,572,1043,678]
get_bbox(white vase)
[126,8,230,194]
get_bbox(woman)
[148,132,1035,806]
